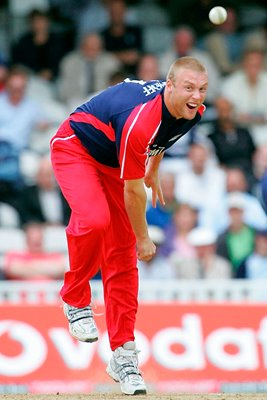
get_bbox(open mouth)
[186,103,198,110]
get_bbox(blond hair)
[167,56,207,82]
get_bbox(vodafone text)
[1,313,267,377]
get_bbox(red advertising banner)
[0,302,267,394]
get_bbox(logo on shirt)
[147,146,165,157]
[143,82,166,96]
[124,78,165,96]
[168,133,184,142]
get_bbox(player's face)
[165,68,208,120]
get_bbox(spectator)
[0,56,8,92]
[146,171,178,230]
[221,48,267,146]
[184,226,232,279]
[162,202,198,258]
[253,144,267,184]
[202,166,267,234]
[224,168,267,230]
[101,0,143,75]
[0,202,20,228]
[207,96,256,190]
[25,73,69,154]
[0,139,22,209]
[138,225,176,280]
[136,53,162,81]
[160,125,210,174]
[216,192,255,275]
[108,69,128,86]
[252,144,267,199]
[17,156,71,227]
[0,66,50,152]
[11,9,68,81]
[76,0,110,41]
[203,7,246,76]
[57,32,121,108]
[236,229,267,279]
[261,168,267,214]
[3,222,67,281]
[174,142,226,212]
[243,18,267,66]
[159,25,221,103]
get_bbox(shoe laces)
[66,305,94,323]
[115,348,143,383]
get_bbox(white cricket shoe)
[106,341,147,395]
[63,302,98,342]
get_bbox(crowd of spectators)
[0,0,267,282]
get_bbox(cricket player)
[50,56,208,395]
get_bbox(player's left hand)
[144,174,165,208]
[136,236,156,261]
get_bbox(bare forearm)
[124,179,156,261]
[124,180,148,241]
[145,153,165,207]
[145,153,164,178]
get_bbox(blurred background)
[0,0,267,396]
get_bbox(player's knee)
[68,208,110,235]
[82,213,110,233]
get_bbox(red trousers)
[50,120,138,350]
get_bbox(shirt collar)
[161,90,177,121]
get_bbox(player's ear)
[166,79,173,93]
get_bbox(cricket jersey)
[69,79,205,180]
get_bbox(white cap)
[148,225,165,245]
[227,192,246,210]
[187,227,217,246]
